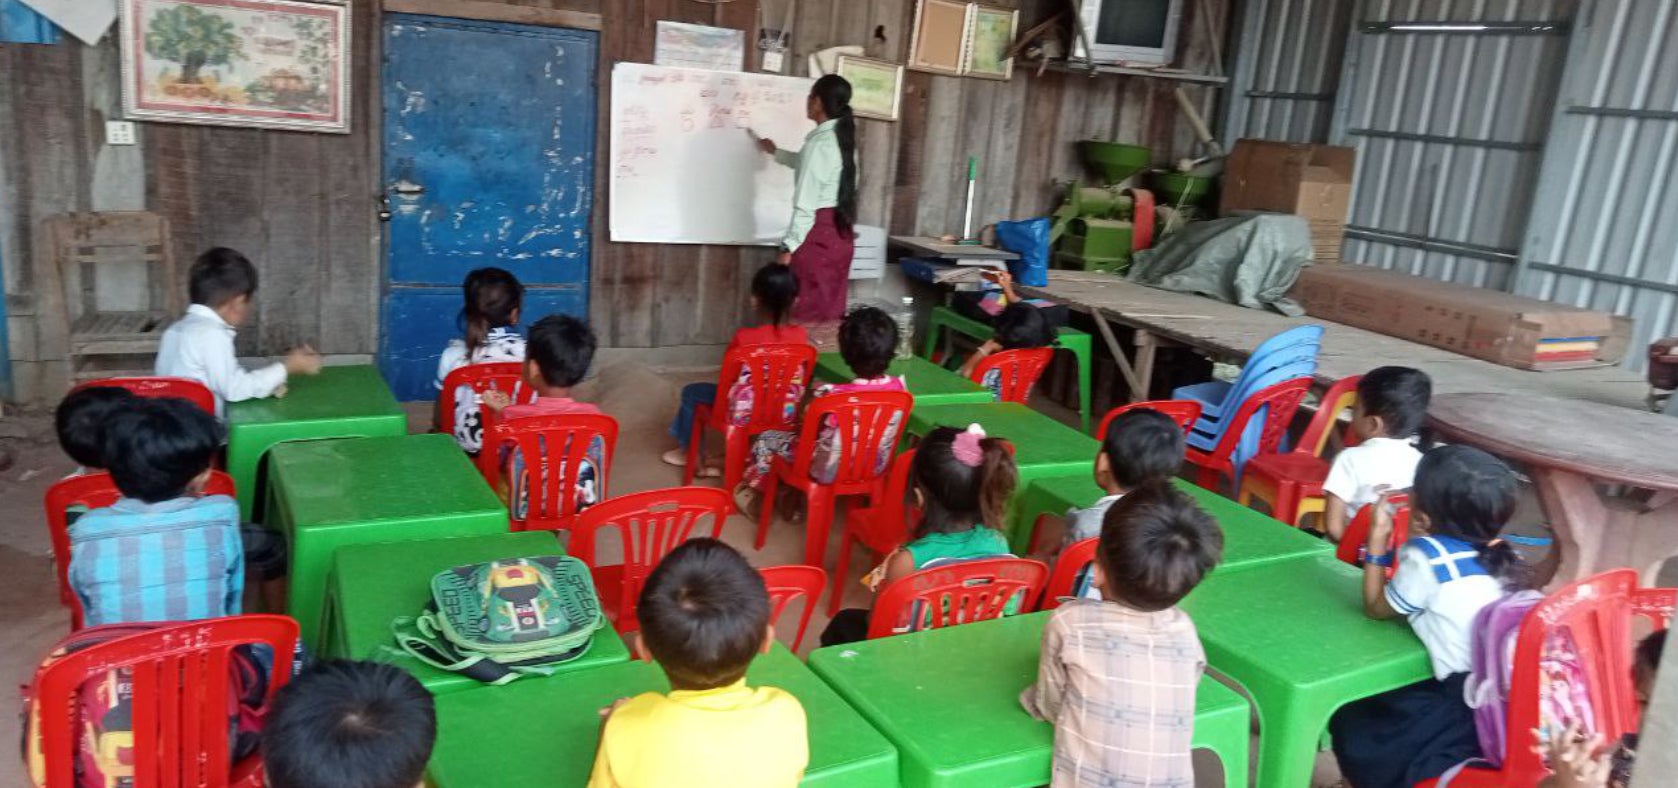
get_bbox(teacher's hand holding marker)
[756,74,860,320]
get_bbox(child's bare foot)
[661,448,688,467]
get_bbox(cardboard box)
[1221,139,1356,262]
[1290,265,1632,371]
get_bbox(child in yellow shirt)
[589,538,808,788]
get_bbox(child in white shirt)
[1323,366,1432,541]
[434,267,526,453]
[155,248,321,416]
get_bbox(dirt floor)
[0,355,1517,787]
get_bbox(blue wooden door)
[379,14,596,401]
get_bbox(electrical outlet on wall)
[105,121,137,146]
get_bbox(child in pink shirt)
[482,314,606,519]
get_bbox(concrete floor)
[0,357,1377,787]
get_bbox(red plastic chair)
[1095,399,1203,438]
[869,557,1049,639]
[567,487,729,634]
[1335,493,1411,576]
[1239,375,1363,527]
[47,470,238,630]
[31,614,298,788]
[829,449,918,615]
[1416,570,1674,788]
[1039,537,1099,611]
[1183,377,1314,492]
[437,361,538,444]
[757,390,914,568]
[72,376,216,415]
[759,564,827,652]
[686,343,819,498]
[484,413,619,533]
[969,348,1054,405]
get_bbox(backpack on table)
[394,555,604,685]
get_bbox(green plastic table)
[808,611,1251,788]
[321,531,629,695]
[266,434,508,650]
[815,352,994,406]
[922,305,1093,432]
[906,402,1099,551]
[427,645,899,787]
[226,365,407,520]
[1014,476,1332,572]
[1180,556,1433,788]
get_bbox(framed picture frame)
[836,55,904,121]
[907,0,970,76]
[964,4,1019,80]
[120,0,351,133]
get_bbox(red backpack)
[20,622,272,787]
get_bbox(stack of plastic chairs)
[1172,325,1323,479]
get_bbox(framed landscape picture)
[965,4,1019,80]
[120,0,351,133]
[836,56,904,121]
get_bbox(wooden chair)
[43,212,179,382]
[567,487,730,634]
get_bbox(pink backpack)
[1462,590,1596,768]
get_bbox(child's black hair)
[1098,480,1223,611]
[839,306,898,379]
[525,314,597,389]
[1102,408,1186,490]
[189,247,259,308]
[262,659,437,788]
[992,303,1055,350]
[100,398,223,502]
[636,538,769,690]
[460,267,524,358]
[1357,366,1432,440]
[910,426,1017,538]
[1637,629,1667,678]
[751,263,799,327]
[55,386,138,469]
[1412,445,1528,589]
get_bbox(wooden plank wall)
[0,0,1224,402]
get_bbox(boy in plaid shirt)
[1020,481,1223,787]
[68,398,285,625]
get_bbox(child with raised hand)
[55,386,138,475]
[1331,445,1530,788]
[736,305,905,515]
[263,660,437,788]
[155,247,322,415]
[663,263,808,472]
[69,398,286,626]
[820,424,1018,646]
[957,300,1057,400]
[1323,366,1432,540]
[591,538,807,788]
[1022,480,1222,787]
[436,267,525,453]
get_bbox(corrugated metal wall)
[1222,0,1352,143]
[1333,0,1575,290]
[1517,0,1678,371]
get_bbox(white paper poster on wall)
[654,21,745,72]
[609,63,814,246]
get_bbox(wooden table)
[814,352,993,406]
[890,235,1020,261]
[427,646,900,787]
[321,532,630,695]
[1180,556,1432,788]
[225,364,407,520]
[265,434,508,650]
[1430,392,1678,586]
[807,611,1252,788]
[905,402,1099,551]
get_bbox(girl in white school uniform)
[1330,445,1531,788]
[435,267,525,453]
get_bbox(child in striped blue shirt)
[68,398,286,626]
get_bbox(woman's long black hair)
[811,74,859,237]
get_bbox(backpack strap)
[392,614,523,686]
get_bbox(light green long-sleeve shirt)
[774,119,843,251]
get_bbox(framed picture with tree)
[120,0,350,133]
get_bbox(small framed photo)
[908,0,970,76]
[836,56,905,122]
[965,4,1019,81]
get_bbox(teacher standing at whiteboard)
[756,74,858,323]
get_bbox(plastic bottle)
[895,296,916,360]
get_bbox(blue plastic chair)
[1175,325,1323,447]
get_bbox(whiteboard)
[609,63,814,245]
